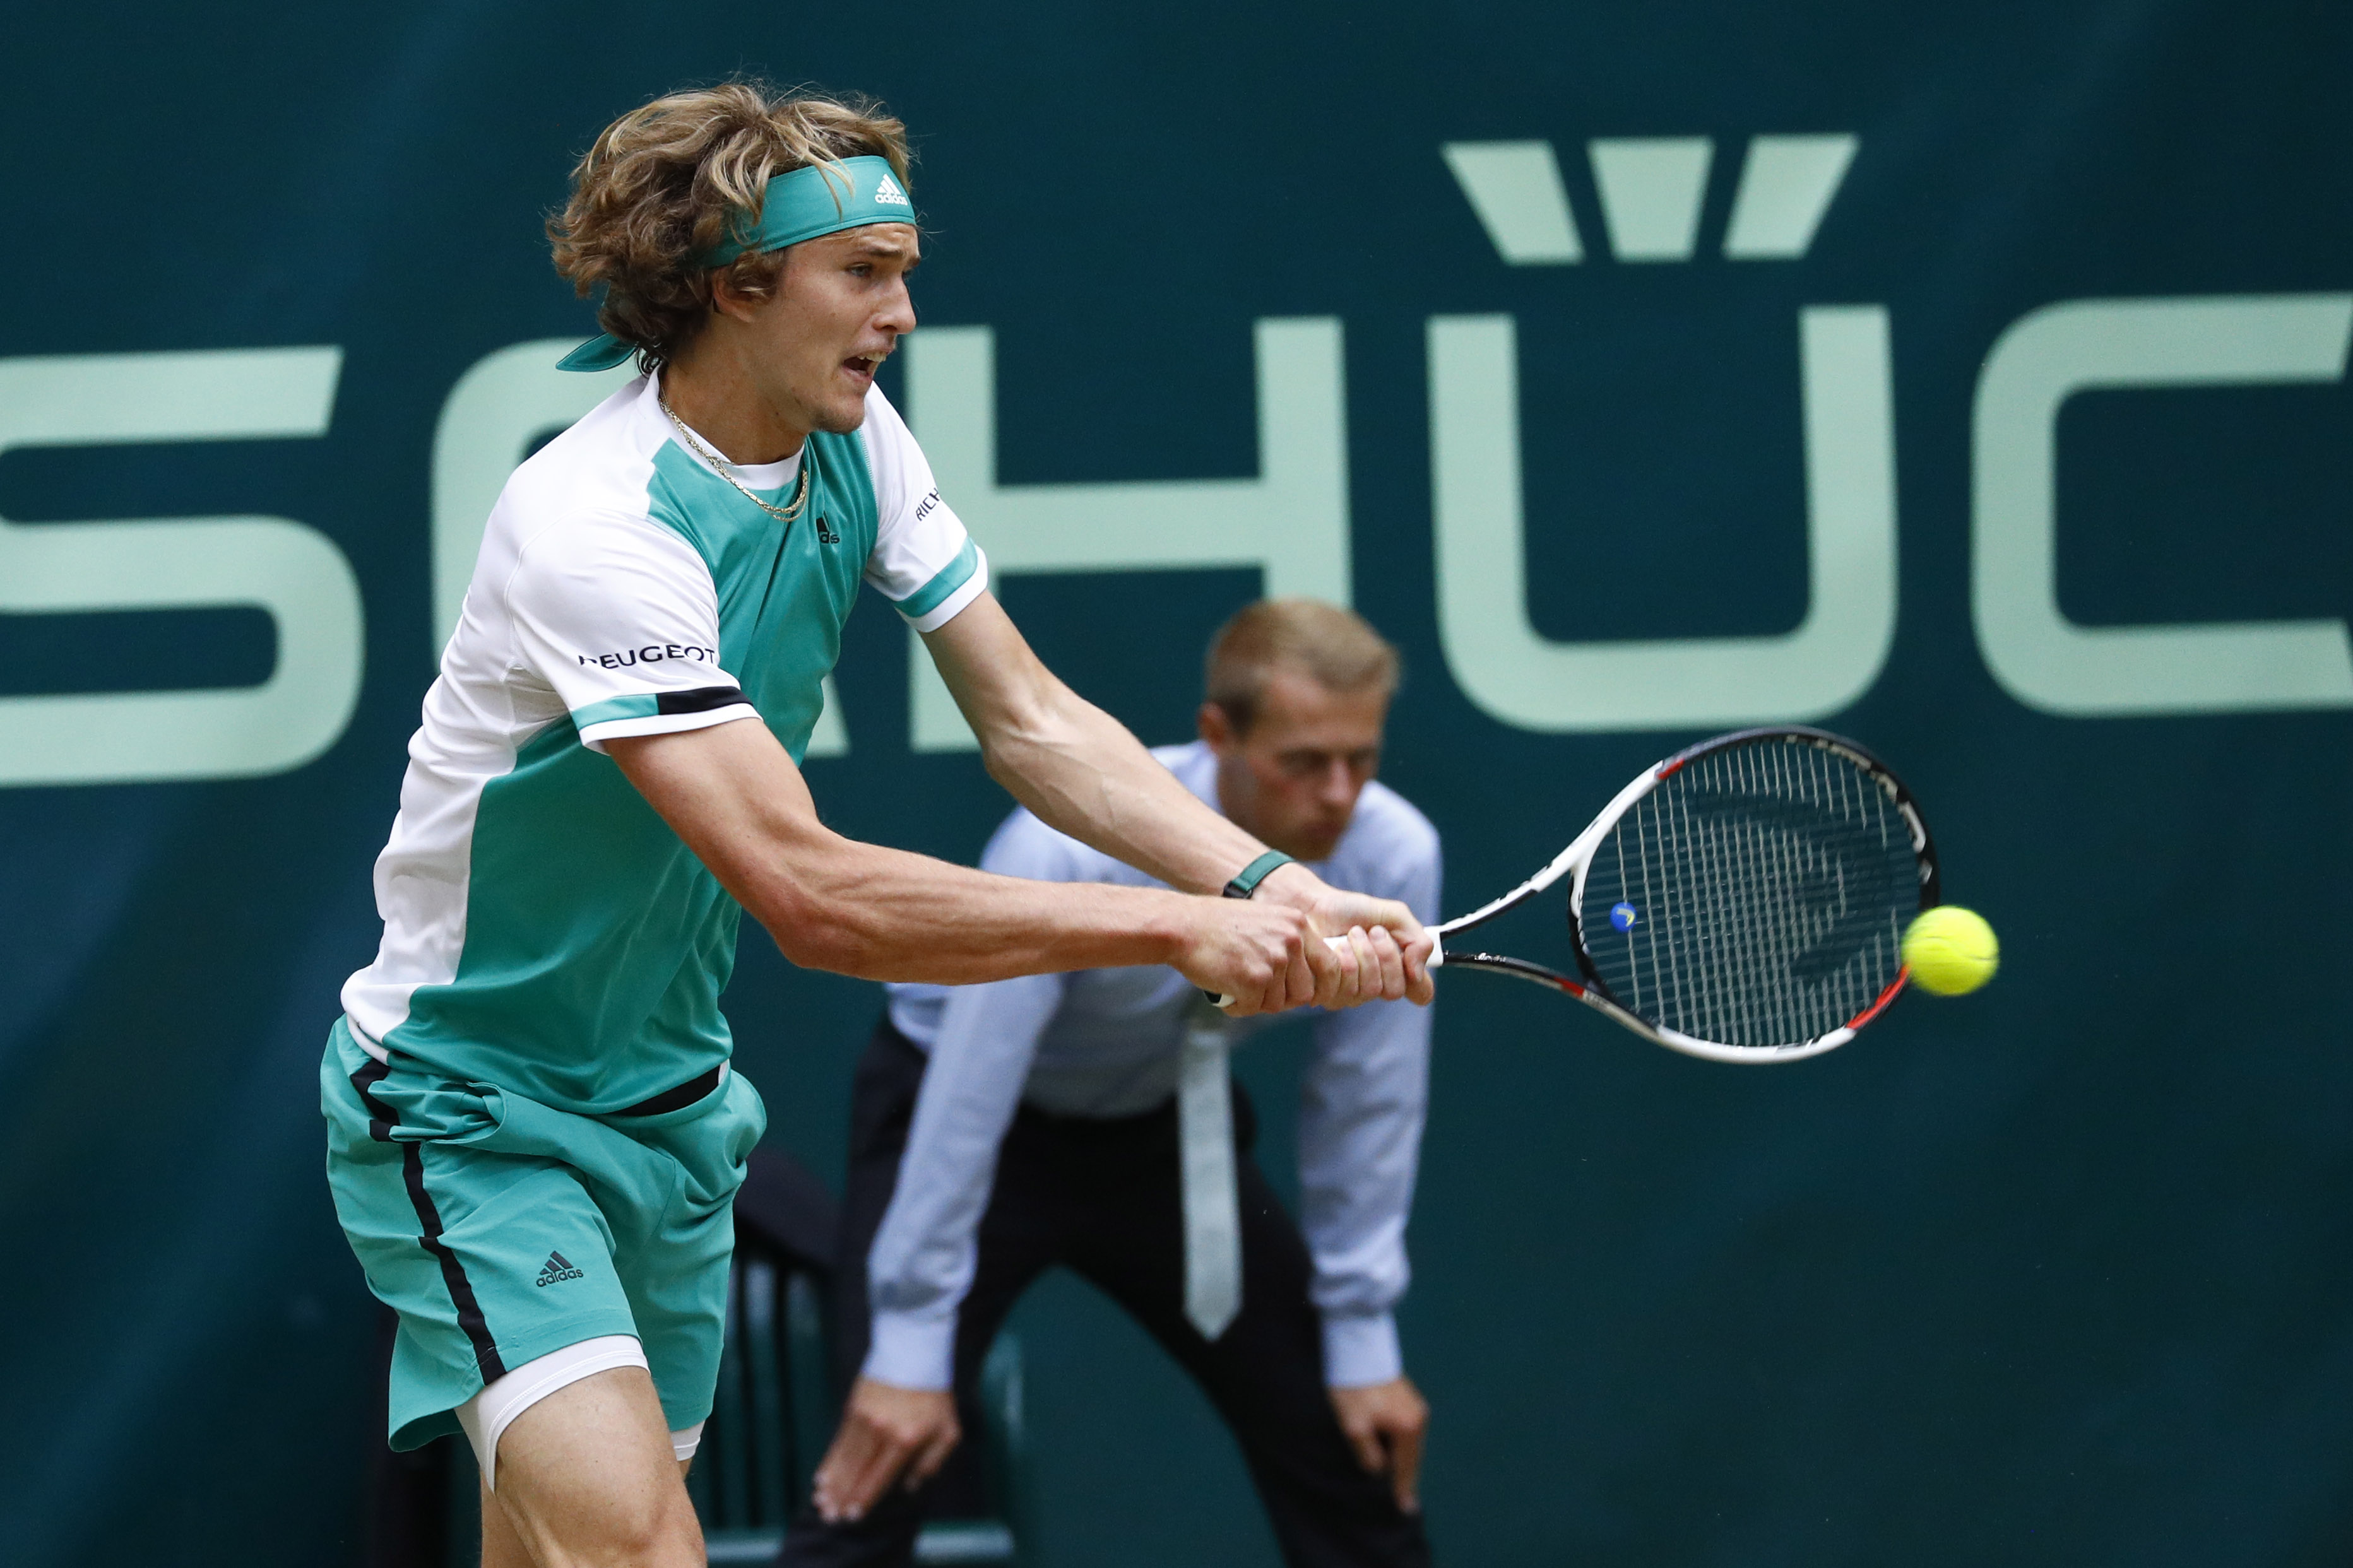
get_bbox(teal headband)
[558,155,916,372]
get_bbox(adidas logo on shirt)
[874,172,910,207]
[536,1251,585,1287]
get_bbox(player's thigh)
[489,1365,703,1567]
[328,1115,639,1449]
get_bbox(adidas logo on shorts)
[874,172,910,207]
[536,1250,586,1287]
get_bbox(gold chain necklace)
[660,397,815,524]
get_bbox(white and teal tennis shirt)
[341,373,985,1112]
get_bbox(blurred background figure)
[785,602,1440,1568]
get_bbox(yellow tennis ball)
[1903,906,1999,996]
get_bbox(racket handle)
[1206,933,1440,1008]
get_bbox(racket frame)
[1431,726,1938,1064]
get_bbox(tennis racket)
[1230,726,1939,1064]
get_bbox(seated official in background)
[783,600,1441,1568]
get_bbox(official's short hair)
[1204,599,1401,736]
[548,81,912,370]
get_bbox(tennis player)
[320,85,1431,1568]
[784,601,1438,1568]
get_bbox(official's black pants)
[776,1018,1431,1568]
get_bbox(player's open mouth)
[843,353,885,384]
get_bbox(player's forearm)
[608,719,1199,982]
[923,596,1267,893]
[976,680,1264,894]
[742,830,1197,981]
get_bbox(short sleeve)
[859,386,989,632]
[505,512,759,753]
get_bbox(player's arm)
[605,718,1308,1013]
[920,592,1435,1007]
[498,505,1312,1005]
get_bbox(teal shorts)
[320,1018,766,1450]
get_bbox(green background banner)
[4,3,2351,1561]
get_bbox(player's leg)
[478,1364,702,1568]
[324,1025,723,1565]
[471,1060,761,1564]
[323,1030,649,1467]
[608,1062,768,1456]
[1066,1087,1431,1568]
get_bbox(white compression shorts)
[453,1334,705,1490]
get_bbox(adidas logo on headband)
[874,172,910,206]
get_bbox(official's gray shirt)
[868,741,1442,1389]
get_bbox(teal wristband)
[1223,851,1294,900]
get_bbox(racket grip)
[1205,933,1432,1008]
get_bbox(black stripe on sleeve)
[403,1143,506,1384]
[655,685,749,716]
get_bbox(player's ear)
[1197,700,1236,752]
[706,258,774,325]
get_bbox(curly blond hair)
[549,82,911,369]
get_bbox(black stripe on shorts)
[352,1049,506,1383]
[656,685,748,716]
[404,1144,506,1384]
[349,1056,396,1144]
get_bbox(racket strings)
[1579,738,1916,1047]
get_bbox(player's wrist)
[1222,849,1295,899]
[1143,888,1222,969]
[1246,858,1323,911]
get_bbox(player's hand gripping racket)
[1235,726,1938,1064]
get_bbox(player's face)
[750,223,920,435]
[1200,668,1390,863]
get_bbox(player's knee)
[573,1485,701,1568]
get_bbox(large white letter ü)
[1427,308,1897,731]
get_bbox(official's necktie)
[1178,999,1242,1340]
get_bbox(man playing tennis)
[321,83,1430,1568]
[785,601,1438,1568]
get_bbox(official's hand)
[1329,1376,1429,1515]
[1171,895,1317,1017]
[1259,864,1437,1009]
[810,1377,961,1524]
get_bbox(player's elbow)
[758,892,868,974]
[742,865,862,973]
